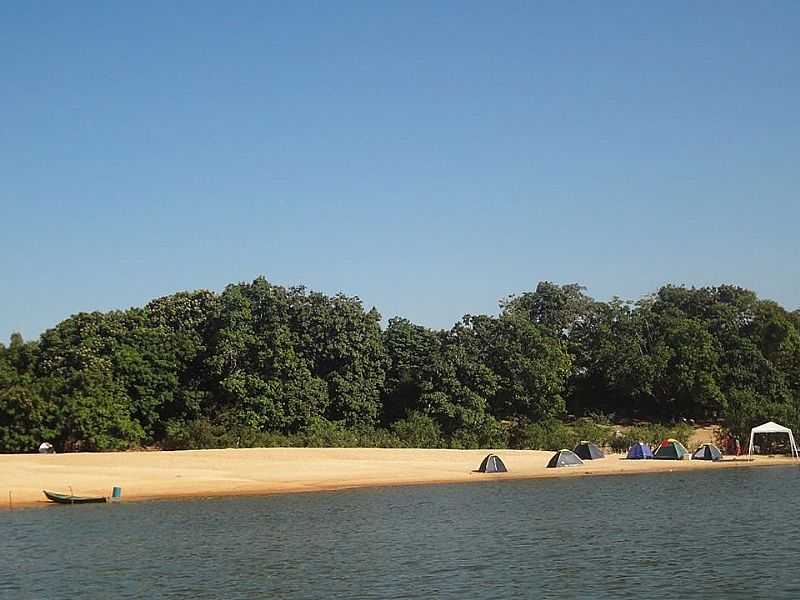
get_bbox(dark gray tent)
[478,454,508,473]
[546,449,584,468]
[573,441,605,460]
[691,443,722,461]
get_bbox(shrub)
[298,418,361,447]
[609,422,694,454]
[234,427,291,448]
[390,412,442,448]
[584,411,615,426]
[162,419,222,450]
[162,419,291,450]
[507,417,615,451]
[357,428,402,448]
[509,419,576,451]
[449,418,508,449]
[571,417,613,447]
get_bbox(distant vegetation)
[1,278,798,452]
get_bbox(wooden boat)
[43,490,108,504]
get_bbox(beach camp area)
[3,445,796,510]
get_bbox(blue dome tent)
[626,442,654,459]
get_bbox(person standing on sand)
[725,434,733,455]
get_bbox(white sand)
[2,447,794,509]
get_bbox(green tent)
[654,438,689,460]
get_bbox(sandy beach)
[2,447,796,510]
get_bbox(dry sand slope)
[2,447,796,509]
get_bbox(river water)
[2,466,799,599]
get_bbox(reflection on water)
[2,467,799,599]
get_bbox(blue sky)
[2,2,799,340]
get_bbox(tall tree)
[289,288,386,428]
[456,314,572,422]
[205,278,328,432]
[144,290,220,424]
[501,282,594,340]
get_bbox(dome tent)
[477,454,508,473]
[573,441,605,460]
[546,449,584,468]
[692,444,722,461]
[653,439,689,460]
[626,442,654,459]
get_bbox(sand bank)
[2,448,796,509]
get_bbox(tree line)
[1,278,798,452]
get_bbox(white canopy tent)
[747,421,799,460]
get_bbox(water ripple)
[2,467,799,599]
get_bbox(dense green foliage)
[2,278,799,452]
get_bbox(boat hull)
[43,490,108,504]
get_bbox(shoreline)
[2,447,796,510]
